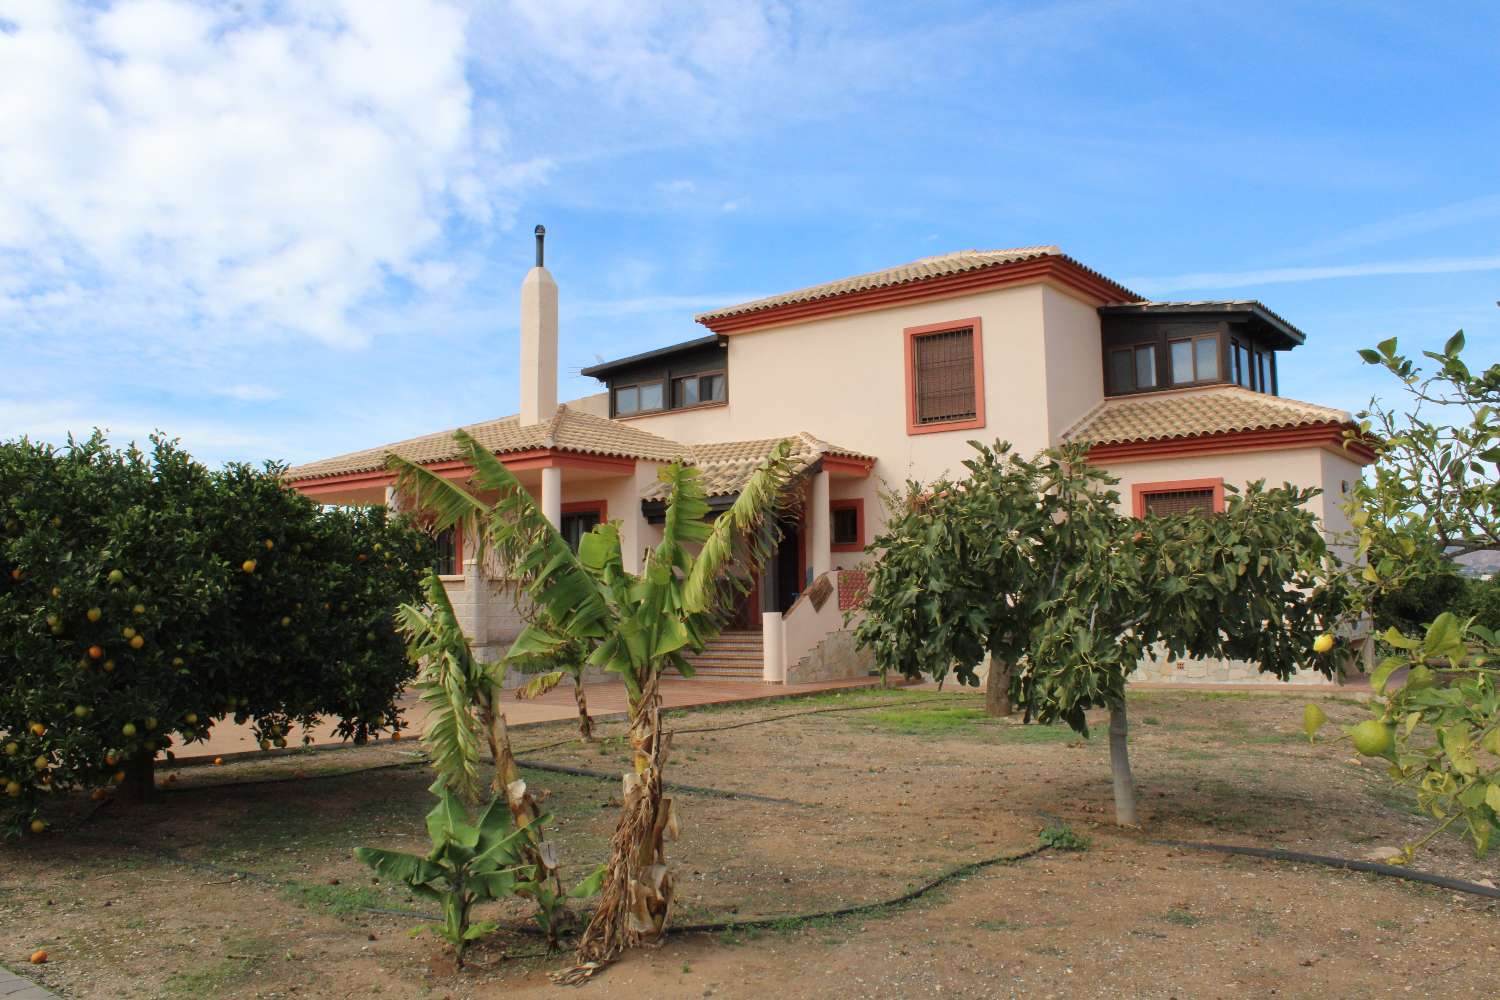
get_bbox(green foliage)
[1037,822,1090,851]
[854,441,1344,732]
[0,432,428,837]
[355,779,603,965]
[1331,334,1500,858]
[396,571,507,804]
[1307,614,1499,858]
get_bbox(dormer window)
[613,380,664,416]
[1099,303,1299,399]
[672,371,726,408]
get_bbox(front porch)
[283,409,879,685]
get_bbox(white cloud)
[0,0,521,347]
[1130,254,1500,294]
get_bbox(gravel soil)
[1,685,1496,999]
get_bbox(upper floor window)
[1169,335,1219,385]
[672,371,726,408]
[613,381,663,416]
[1231,340,1253,388]
[1109,343,1158,393]
[906,318,986,434]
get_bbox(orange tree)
[855,441,1349,825]
[0,432,429,836]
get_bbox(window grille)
[912,327,977,424]
[1142,488,1216,517]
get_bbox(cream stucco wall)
[620,279,1109,557]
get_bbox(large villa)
[284,230,1372,686]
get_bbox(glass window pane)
[1258,352,1270,393]
[832,507,859,545]
[1195,337,1219,381]
[614,386,638,415]
[673,376,698,407]
[703,373,725,402]
[1109,349,1133,393]
[1135,345,1157,389]
[1169,340,1193,384]
[639,382,663,411]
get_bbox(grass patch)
[860,705,1073,742]
[974,918,1029,931]
[279,880,409,916]
[1161,907,1203,927]
[1038,822,1090,852]
[164,937,273,996]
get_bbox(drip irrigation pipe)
[1152,839,1500,901]
[511,759,802,806]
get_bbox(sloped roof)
[643,432,875,500]
[1061,385,1354,448]
[1097,300,1306,346]
[695,247,1139,323]
[283,404,688,482]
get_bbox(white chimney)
[519,224,558,425]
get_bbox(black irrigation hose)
[512,760,804,806]
[1153,839,1500,901]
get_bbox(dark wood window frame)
[559,500,608,553]
[1131,478,1225,518]
[904,317,986,436]
[1168,333,1221,386]
[830,498,865,552]
[670,370,728,410]
[433,522,463,577]
[612,380,665,417]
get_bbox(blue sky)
[2,0,1496,467]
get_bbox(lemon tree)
[0,432,429,837]
[1308,333,1500,858]
[856,441,1347,825]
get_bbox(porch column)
[540,466,562,527]
[809,468,831,579]
[762,611,786,683]
[383,485,400,513]
[461,528,491,646]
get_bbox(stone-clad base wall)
[787,629,876,684]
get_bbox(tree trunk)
[984,656,1012,717]
[1108,701,1138,826]
[122,747,156,804]
[560,672,674,982]
[573,679,594,742]
[482,689,565,936]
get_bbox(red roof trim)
[698,256,1142,335]
[1086,422,1377,464]
[286,448,637,494]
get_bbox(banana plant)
[355,779,604,965]
[389,430,793,980]
[395,571,577,945]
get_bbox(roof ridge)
[541,403,568,447]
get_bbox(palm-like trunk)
[564,672,675,979]
[573,678,594,742]
[482,688,565,936]
[1108,701,1138,826]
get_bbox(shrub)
[0,432,430,836]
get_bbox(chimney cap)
[533,224,545,267]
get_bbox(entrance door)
[728,511,803,629]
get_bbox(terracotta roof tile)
[1061,385,1354,447]
[283,405,688,482]
[643,432,875,499]
[695,247,1137,321]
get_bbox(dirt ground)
[2,686,1497,999]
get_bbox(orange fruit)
[1313,633,1335,654]
[4,781,21,797]
[107,569,124,584]
[29,722,45,737]
[87,645,104,660]
[29,949,46,964]
[86,607,102,622]
[129,635,144,650]
[28,819,45,835]
[212,757,224,766]
[242,559,257,573]
[1351,720,1394,757]
[264,539,274,550]
[112,771,125,783]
